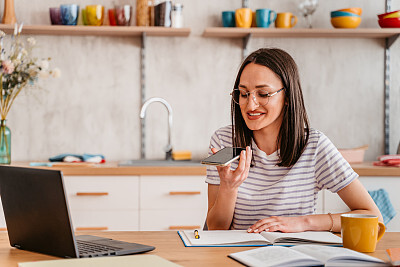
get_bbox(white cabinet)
[318,177,400,232]
[139,176,208,231]
[63,176,140,231]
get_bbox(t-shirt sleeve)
[314,132,358,193]
[205,128,231,185]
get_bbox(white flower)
[39,60,49,70]
[12,58,21,66]
[0,31,5,38]
[52,67,61,78]
[27,37,36,46]
[38,70,49,79]
[21,49,28,57]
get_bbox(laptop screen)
[0,166,79,258]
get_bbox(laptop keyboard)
[77,240,122,257]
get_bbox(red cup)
[108,9,117,26]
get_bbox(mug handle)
[291,15,298,27]
[269,10,277,24]
[377,222,386,241]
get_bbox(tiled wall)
[3,0,400,162]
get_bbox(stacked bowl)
[330,7,362,28]
[378,10,400,28]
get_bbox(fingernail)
[247,228,252,233]
[254,229,258,233]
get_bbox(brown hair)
[231,48,310,167]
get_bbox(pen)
[194,230,200,239]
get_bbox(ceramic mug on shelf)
[115,5,133,26]
[341,214,385,253]
[60,4,79,25]
[255,9,276,28]
[49,7,62,25]
[275,12,298,28]
[221,11,235,27]
[85,5,105,26]
[235,8,252,28]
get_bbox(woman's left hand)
[247,216,307,233]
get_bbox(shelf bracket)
[140,32,147,159]
[387,34,399,49]
[243,33,252,60]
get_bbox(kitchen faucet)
[140,97,173,160]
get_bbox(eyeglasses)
[230,88,285,107]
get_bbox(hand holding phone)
[201,147,245,166]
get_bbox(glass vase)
[0,119,11,164]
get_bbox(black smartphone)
[201,147,245,166]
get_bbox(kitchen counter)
[10,161,400,176]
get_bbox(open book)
[178,230,342,247]
[229,245,388,266]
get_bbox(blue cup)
[222,11,236,27]
[60,4,79,25]
[256,9,277,28]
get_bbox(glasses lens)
[255,89,270,106]
[231,89,270,106]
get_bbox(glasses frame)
[230,87,285,106]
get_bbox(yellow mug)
[341,214,385,253]
[275,12,297,28]
[85,5,105,26]
[235,8,252,28]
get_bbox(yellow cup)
[275,12,297,28]
[341,214,385,253]
[85,5,105,26]
[235,8,252,28]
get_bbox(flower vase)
[0,120,11,164]
[2,0,17,24]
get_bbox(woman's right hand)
[211,146,252,191]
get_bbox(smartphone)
[201,147,245,166]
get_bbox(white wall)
[2,0,400,162]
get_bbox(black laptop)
[0,165,155,258]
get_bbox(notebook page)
[261,231,342,245]
[292,245,385,264]
[229,246,322,267]
[183,230,270,245]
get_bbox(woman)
[206,48,382,233]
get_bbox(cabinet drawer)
[71,210,139,231]
[140,209,207,231]
[64,176,139,211]
[140,176,207,210]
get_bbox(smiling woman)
[205,48,383,234]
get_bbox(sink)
[118,159,202,167]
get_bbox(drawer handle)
[169,225,201,230]
[76,192,109,196]
[169,191,201,195]
[76,227,108,231]
[0,228,6,231]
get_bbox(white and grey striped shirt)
[206,125,358,230]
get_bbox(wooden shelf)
[203,27,400,39]
[0,24,191,37]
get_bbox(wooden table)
[0,231,399,266]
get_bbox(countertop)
[10,161,400,176]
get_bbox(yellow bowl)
[337,7,362,16]
[331,16,361,28]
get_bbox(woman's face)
[238,63,286,133]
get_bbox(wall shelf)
[203,27,400,39]
[0,24,191,37]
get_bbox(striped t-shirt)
[205,125,358,230]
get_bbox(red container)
[378,17,400,28]
[377,10,400,20]
[108,9,117,26]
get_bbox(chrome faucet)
[140,97,173,160]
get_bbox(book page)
[183,230,271,246]
[229,246,322,267]
[261,231,342,245]
[292,245,385,265]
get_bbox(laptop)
[0,165,155,258]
